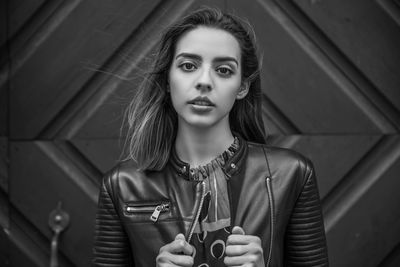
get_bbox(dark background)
[1,0,400,266]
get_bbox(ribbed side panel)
[284,170,328,266]
[93,180,131,266]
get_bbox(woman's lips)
[191,100,213,106]
[188,96,214,112]
[188,96,215,106]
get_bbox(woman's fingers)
[225,226,264,267]
[156,233,194,267]
[156,252,194,267]
[170,255,194,266]
[226,242,263,256]
[224,254,261,266]
[227,232,261,246]
[231,226,245,235]
[175,233,186,241]
[157,250,194,266]
[159,234,193,255]
[173,233,194,255]
[225,244,247,256]
[160,241,192,256]
[227,226,259,248]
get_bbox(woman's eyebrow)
[175,53,202,61]
[175,53,238,67]
[213,57,238,67]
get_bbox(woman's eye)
[216,67,233,76]
[179,62,196,72]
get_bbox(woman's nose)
[195,68,213,91]
[195,82,212,91]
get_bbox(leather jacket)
[92,137,329,266]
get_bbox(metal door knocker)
[48,202,70,267]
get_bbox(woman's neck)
[174,122,234,167]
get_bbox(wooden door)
[1,0,400,266]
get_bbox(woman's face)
[168,26,246,130]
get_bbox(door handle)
[48,202,70,267]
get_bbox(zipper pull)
[150,205,162,222]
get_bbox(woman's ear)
[236,81,250,100]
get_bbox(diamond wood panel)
[0,0,8,137]
[323,135,400,266]
[9,0,162,139]
[293,0,400,112]
[10,141,97,266]
[7,0,47,41]
[2,0,400,266]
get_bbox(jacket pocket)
[124,200,171,222]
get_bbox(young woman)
[92,7,328,267]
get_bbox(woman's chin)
[180,117,219,130]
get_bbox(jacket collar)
[169,134,248,181]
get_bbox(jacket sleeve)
[92,172,133,266]
[284,160,329,266]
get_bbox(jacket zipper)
[266,177,274,267]
[125,202,170,222]
[150,203,170,222]
[187,181,206,243]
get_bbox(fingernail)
[233,226,245,235]
[175,233,185,240]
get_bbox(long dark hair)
[124,6,266,171]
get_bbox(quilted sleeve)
[284,161,329,266]
[92,173,133,266]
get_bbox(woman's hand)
[224,226,265,267]
[156,233,194,267]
